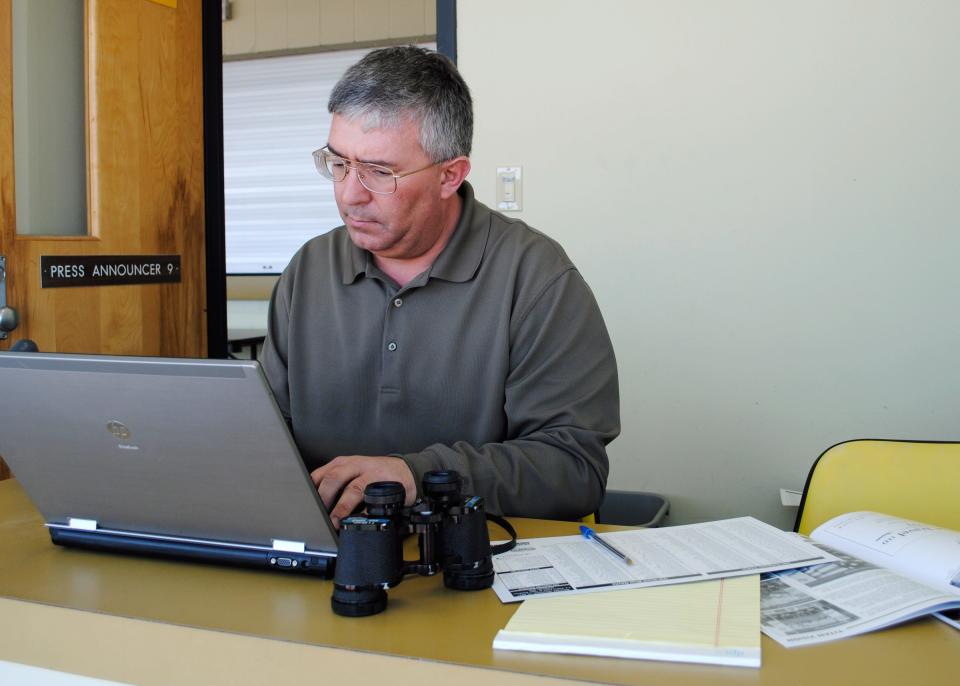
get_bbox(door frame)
[202,1,227,359]
[437,0,457,62]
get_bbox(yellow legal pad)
[493,576,760,668]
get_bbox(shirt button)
[393,298,403,308]
[387,341,398,351]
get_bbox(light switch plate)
[496,166,522,211]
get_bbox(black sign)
[40,255,181,288]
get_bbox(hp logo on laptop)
[106,421,131,440]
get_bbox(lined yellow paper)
[493,576,760,667]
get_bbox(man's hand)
[311,455,417,529]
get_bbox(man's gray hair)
[328,46,473,162]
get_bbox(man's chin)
[346,226,396,253]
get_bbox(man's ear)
[438,156,471,199]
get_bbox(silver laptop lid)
[0,352,336,555]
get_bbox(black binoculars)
[331,469,516,617]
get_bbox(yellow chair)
[795,439,960,535]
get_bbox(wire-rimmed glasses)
[313,147,437,195]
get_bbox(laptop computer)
[0,352,337,577]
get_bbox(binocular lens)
[364,481,406,517]
[331,585,388,617]
[444,559,495,591]
[364,481,405,504]
[422,470,462,502]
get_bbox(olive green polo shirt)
[261,182,619,520]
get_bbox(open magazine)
[761,511,960,646]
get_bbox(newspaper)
[761,512,960,646]
[491,516,837,603]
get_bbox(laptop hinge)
[272,539,306,553]
[68,518,98,531]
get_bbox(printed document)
[761,512,960,646]
[491,516,836,603]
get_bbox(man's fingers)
[310,455,417,528]
[316,478,343,510]
[329,479,367,529]
[310,457,345,487]
[312,458,360,508]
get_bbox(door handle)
[0,256,19,340]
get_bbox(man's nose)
[339,166,372,203]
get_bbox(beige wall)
[460,1,960,527]
[223,0,436,56]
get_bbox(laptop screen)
[0,353,337,558]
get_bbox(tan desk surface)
[0,479,957,685]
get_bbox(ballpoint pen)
[579,525,634,565]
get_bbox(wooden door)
[0,0,208,480]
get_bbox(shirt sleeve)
[260,275,293,421]
[401,268,620,520]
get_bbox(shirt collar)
[426,181,487,283]
[340,181,488,286]
[341,231,367,285]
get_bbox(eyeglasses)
[312,147,437,195]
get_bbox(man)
[261,46,619,527]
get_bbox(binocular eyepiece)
[331,470,502,617]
